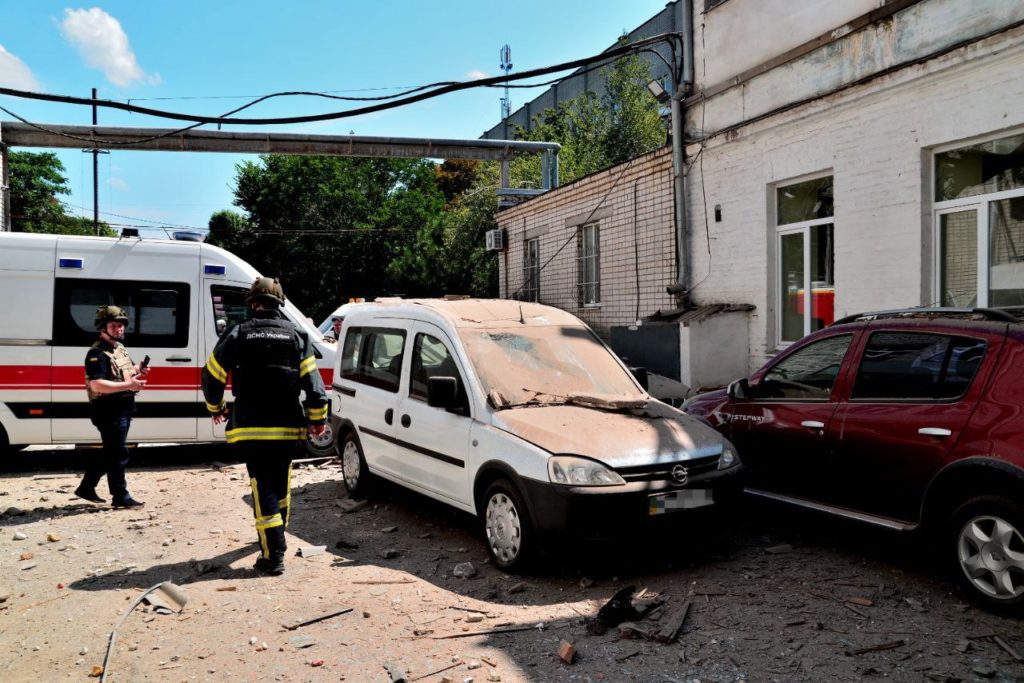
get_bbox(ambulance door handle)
[165,356,192,363]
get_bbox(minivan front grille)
[615,454,720,483]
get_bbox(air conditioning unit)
[485,228,506,252]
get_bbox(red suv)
[684,308,1024,613]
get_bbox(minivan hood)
[491,401,727,467]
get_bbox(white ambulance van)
[0,232,336,454]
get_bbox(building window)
[522,238,540,302]
[935,132,1024,307]
[776,176,834,344]
[576,222,600,307]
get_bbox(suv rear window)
[850,332,986,401]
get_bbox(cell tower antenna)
[499,44,512,128]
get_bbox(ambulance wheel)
[304,422,335,457]
[339,432,373,496]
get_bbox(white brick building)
[496,0,1024,381]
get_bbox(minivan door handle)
[801,420,825,429]
[918,427,952,437]
[401,414,411,428]
[165,356,192,363]
[384,408,393,425]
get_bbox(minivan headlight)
[718,443,739,469]
[548,456,626,486]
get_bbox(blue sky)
[0,1,669,235]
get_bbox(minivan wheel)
[339,433,372,496]
[949,495,1024,614]
[482,479,534,572]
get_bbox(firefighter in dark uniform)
[75,305,148,507]
[201,277,328,576]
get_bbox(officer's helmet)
[94,305,129,330]
[246,276,286,306]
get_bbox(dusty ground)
[1,444,1022,683]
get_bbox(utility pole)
[499,44,513,190]
[91,88,99,235]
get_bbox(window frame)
[576,221,601,308]
[932,130,1024,308]
[757,332,853,402]
[408,332,470,415]
[338,325,406,394]
[774,173,835,346]
[53,277,191,348]
[522,237,540,303]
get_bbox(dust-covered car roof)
[350,298,587,329]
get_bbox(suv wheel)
[482,479,534,572]
[339,433,372,496]
[949,495,1024,613]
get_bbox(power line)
[0,33,677,127]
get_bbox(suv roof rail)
[832,307,1022,326]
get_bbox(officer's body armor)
[86,342,135,401]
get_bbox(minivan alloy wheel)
[957,513,1024,600]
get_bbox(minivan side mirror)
[427,376,459,410]
[727,378,750,400]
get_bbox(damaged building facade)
[493,0,1024,388]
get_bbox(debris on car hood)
[491,402,727,466]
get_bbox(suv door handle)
[918,427,952,437]
[384,408,393,425]
[401,414,411,428]
[801,420,825,429]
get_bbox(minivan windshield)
[458,325,644,408]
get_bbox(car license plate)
[648,489,713,515]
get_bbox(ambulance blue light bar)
[58,258,83,269]
[204,264,226,275]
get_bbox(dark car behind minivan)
[684,308,1024,614]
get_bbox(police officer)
[75,305,148,507]
[201,277,328,576]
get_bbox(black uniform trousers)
[236,441,298,561]
[82,415,132,501]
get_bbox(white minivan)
[0,231,336,455]
[330,298,742,569]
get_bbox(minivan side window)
[53,278,190,347]
[340,326,405,393]
[760,334,852,400]
[410,333,469,413]
[850,332,986,401]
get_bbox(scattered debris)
[289,635,316,649]
[507,582,526,594]
[409,659,463,682]
[99,582,188,682]
[579,577,594,589]
[216,586,237,592]
[453,562,477,579]
[992,635,1022,662]
[381,549,400,559]
[655,602,691,644]
[764,544,793,554]
[381,526,398,533]
[12,531,27,541]
[617,622,653,639]
[46,533,61,542]
[336,498,368,513]
[558,640,576,664]
[481,656,497,667]
[335,539,359,550]
[310,659,324,667]
[352,579,415,585]
[297,545,327,558]
[846,639,907,656]
[616,649,641,663]
[282,607,352,631]
[846,596,874,607]
[465,615,484,623]
[19,552,33,561]
[384,660,409,682]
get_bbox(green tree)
[209,154,445,321]
[601,52,667,165]
[7,151,114,236]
